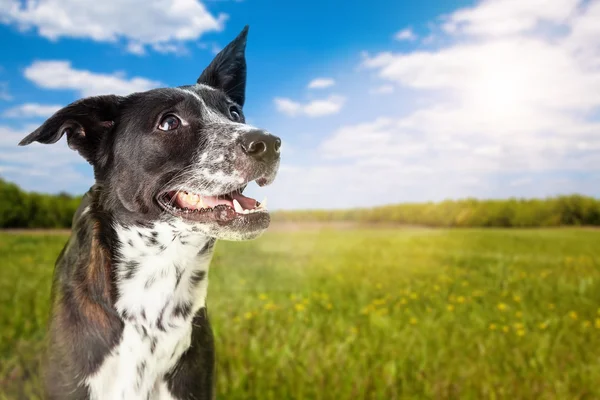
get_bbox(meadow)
[1,226,600,399]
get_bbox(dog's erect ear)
[197,25,248,107]
[18,95,122,165]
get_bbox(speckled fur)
[86,221,214,400]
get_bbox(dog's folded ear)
[18,95,122,165]
[197,25,248,107]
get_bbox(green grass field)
[1,227,600,399]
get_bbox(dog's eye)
[158,115,180,131]
[229,106,241,122]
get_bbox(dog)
[18,26,280,400]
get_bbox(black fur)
[197,26,248,107]
[165,310,216,400]
[20,25,280,400]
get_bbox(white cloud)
[274,95,345,117]
[126,42,146,56]
[0,82,11,101]
[351,0,600,181]
[510,177,533,186]
[197,42,223,55]
[369,84,395,95]
[395,28,417,41]
[307,78,335,89]
[0,124,92,193]
[4,103,62,118]
[270,0,600,207]
[24,61,162,97]
[0,0,227,54]
[442,0,578,37]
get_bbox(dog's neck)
[83,220,217,399]
[113,220,216,327]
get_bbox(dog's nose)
[240,130,281,162]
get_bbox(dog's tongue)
[174,191,258,211]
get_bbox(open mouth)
[156,186,268,224]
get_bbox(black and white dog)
[18,26,280,400]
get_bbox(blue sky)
[0,0,599,209]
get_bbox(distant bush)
[0,178,81,228]
[273,195,600,227]
[1,177,599,228]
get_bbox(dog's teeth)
[198,197,205,208]
[257,197,267,210]
[232,199,244,213]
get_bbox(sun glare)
[465,61,531,120]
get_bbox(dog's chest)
[86,222,214,400]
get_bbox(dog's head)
[19,26,280,241]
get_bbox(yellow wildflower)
[513,295,521,303]
[258,293,268,301]
[502,326,510,333]
[264,302,277,311]
[373,298,386,306]
[516,329,526,337]
[295,303,306,312]
[595,319,600,329]
[497,303,508,311]
[409,317,418,325]
[583,320,591,329]
[457,296,465,304]
[569,311,578,320]
[515,311,523,318]
[244,312,253,320]
[489,323,497,331]
[538,322,548,330]
[447,304,455,312]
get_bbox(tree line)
[0,178,81,229]
[273,196,600,227]
[1,177,599,228]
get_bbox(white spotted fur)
[86,220,213,400]
[172,86,279,199]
